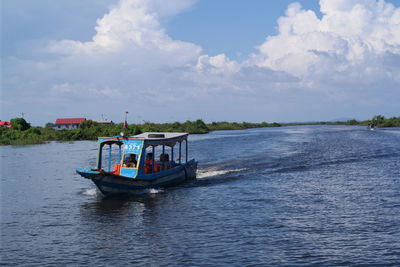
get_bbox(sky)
[1,0,400,125]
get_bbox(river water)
[1,126,400,266]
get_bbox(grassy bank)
[1,116,399,146]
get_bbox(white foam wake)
[82,188,97,196]
[147,188,164,194]
[197,168,246,179]
[134,188,164,195]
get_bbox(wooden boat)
[76,132,197,195]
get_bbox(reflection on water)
[1,126,400,266]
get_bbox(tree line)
[1,115,399,145]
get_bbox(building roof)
[55,118,86,125]
[0,121,12,127]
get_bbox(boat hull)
[77,160,197,195]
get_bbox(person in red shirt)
[144,153,153,173]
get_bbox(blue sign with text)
[123,140,143,154]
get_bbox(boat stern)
[184,159,198,180]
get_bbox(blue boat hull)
[77,160,197,195]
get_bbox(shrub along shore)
[1,115,399,146]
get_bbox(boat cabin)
[96,132,190,178]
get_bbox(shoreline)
[1,117,399,146]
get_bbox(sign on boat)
[76,132,198,195]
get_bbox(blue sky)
[166,0,323,60]
[2,0,400,125]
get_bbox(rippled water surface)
[1,126,400,266]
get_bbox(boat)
[76,132,197,195]
[368,123,376,130]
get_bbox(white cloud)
[256,0,400,85]
[196,54,239,74]
[48,0,201,64]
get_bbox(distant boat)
[367,123,376,131]
[76,132,197,195]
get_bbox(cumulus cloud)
[256,0,400,86]
[196,54,239,75]
[48,0,201,64]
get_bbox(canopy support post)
[97,144,103,169]
[179,142,182,165]
[152,146,155,173]
[108,144,112,172]
[118,145,122,164]
[185,140,188,163]
[162,145,165,171]
[171,146,174,166]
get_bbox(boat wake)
[197,168,247,179]
[146,188,164,194]
[122,188,164,196]
[81,188,97,196]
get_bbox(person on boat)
[164,154,171,169]
[145,153,153,164]
[159,153,171,170]
[144,153,153,174]
[124,154,137,168]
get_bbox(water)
[1,125,400,266]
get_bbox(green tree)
[346,119,358,125]
[372,115,385,123]
[194,119,209,133]
[10,118,31,131]
[79,120,98,129]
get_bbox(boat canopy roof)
[98,132,188,147]
[133,132,187,140]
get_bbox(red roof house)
[54,118,86,130]
[0,121,12,128]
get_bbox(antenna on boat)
[121,111,129,136]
